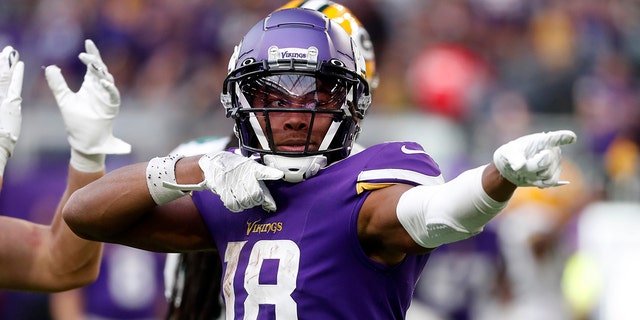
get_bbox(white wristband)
[146,154,188,205]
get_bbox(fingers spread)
[78,52,113,82]
[8,61,24,98]
[78,52,99,68]
[0,47,19,98]
[99,79,120,105]
[84,39,102,59]
[1,46,14,58]
[44,65,72,100]
[1,46,19,68]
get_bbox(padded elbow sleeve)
[396,165,508,248]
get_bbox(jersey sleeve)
[355,141,444,193]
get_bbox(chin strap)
[263,154,327,183]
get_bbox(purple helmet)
[221,8,371,174]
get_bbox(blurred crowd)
[1,0,639,319]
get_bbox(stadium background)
[1,0,639,319]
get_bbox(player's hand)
[493,130,577,188]
[165,151,284,212]
[45,39,131,156]
[0,46,23,176]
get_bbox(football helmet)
[221,8,371,182]
[279,0,378,90]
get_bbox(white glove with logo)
[493,130,577,188]
[45,39,131,172]
[164,151,284,212]
[0,46,23,177]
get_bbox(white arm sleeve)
[396,165,508,248]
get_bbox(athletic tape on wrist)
[146,154,188,205]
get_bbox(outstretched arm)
[0,40,131,292]
[360,130,578,264]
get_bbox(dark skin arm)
[359,163,516,265]
[63,156,215,253]
[65,156,513,266]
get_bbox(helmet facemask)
[223,60,367,167]
[220,8,371,182]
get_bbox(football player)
[63,8,576,319]
[163,2,379,318]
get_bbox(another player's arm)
[0,39,133,292]
[0,45,104,292]
[0,168,105,292]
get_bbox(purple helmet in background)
[221,8,371,181]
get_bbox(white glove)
[45,39,130,171]
[493,130,577,188]
[0,46,23,176]
[164,151,284,212]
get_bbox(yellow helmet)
[278,0,379,90]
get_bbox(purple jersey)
[192,141,443,319]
